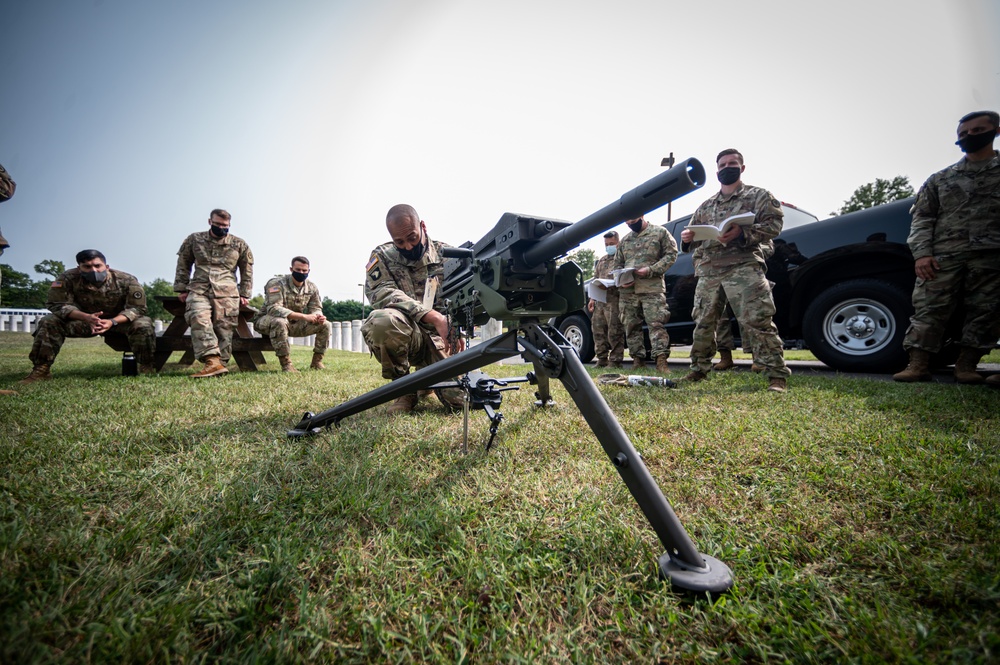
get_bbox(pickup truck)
[553,197,941,373]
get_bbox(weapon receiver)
[441,157,706,326]
[289,158,734,593]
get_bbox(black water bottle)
[122,352,138,376]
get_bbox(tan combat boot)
[387,393,418,415]
[595,358,610,368]
[278,355,299,373]
[892,349,931,382]
[191,355,229,379]
[750,362,764,373]
[138,363,157,375]
[714,349,735,371]
[631,357,647,369]
[310,352,326,370]
[986,374,1000,388]
[19,364,52,384]
[953,347,984,384]
[767,377,787,393]
[682,370,707,382]
[655,354,671,373]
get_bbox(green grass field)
[1,333,998,663]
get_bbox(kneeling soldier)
[252,256,331,372]
[21,249,156,383]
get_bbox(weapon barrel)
[522,157,705,267]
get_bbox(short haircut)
[603,231,619,239]
[386,204,419,227]
[76,249,106,264]
[291,256,310,266]
[716,148,744,165]
[209,208,231,221]
[958,110,999,128]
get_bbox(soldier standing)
[253,256,331,372]
[613,215,678,373]
[588,231,625,367]
[174,209,254,378]
[20,249,156,383]
[0,162,14,307]
[680,148,789,392]
[361,204,464,414]
[893,110,1000,386]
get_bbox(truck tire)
[559,314,595,363]
[802,278,910,373]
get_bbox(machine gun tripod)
[287,158,733,593]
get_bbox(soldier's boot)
[985,374,1000,388]
[682,370,707,383]
[191,355,229,379]
[610,359,624,368]
[387,393,418,415]
[953,347,985,384]
[655,354,671,374]
[767,377,787,393]
[310,353,326,370]
[595,358,610,368]
[892,349,932,383]
[750,362,764,373]
[631,356,647,369]
[19,364,52,385]
[713,349,735,371]
[277,355,299,373]
[434,387,466,412]
[138,363,157,375]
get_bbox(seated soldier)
[20,249,156,383]
[252,256,331,372]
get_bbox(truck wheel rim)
[822,298,896,356]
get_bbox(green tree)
[34,259,66,279]
[833,176,914,216]
[142,278,176,321]
[248,294,265,310]
[0,264,47,308]
[322,298,371,321]
[559,247,596,282]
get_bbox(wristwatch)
[111,319,118,327]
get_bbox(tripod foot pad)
[658,552,734,594]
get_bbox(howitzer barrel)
[522,157,705,267]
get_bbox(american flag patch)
[52,281,62,287]
[268,286,280,293]
[365,254,379,271]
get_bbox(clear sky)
[1,0,998,303]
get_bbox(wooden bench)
[103,295,273,372]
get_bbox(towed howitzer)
[289,158,734,593]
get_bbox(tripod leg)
[517,322,732,593]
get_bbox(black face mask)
[717,166,742,186]
[210,225,230,238]
[398,236,427,261]
[292,271,309,282]
[82,270,108,284]
[956,130,996,154]
[626,220,644,233]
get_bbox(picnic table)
[103,295,272,372]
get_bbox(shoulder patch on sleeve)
[369,267,382,281]
[51,281,62,288]
[366,253,380,271]
[770,198,781,209]
[133,291,143,299]
[268,285,281,293]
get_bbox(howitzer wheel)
[658,552,733,594]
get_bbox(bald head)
[386,203,426,254]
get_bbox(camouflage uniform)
[29,268,155,366]
[0,163,13,306]
[361,236,452,379]
[173,231,253,362]
[591,252,625,364]
[715,240,775,352]
[905,150,1000,352]
[686,184,789,378]
[613,223,677,361]
[253,274,331,355]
